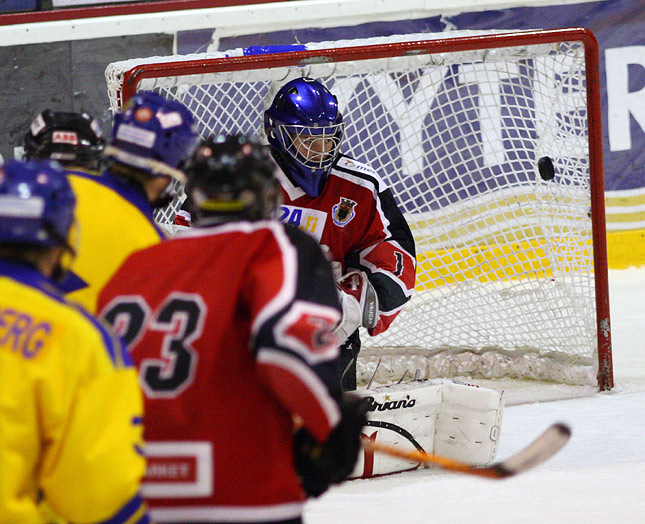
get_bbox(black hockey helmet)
[183,134,281,226]
[23,110,105,171]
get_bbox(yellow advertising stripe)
[415,239,592,291]
[606,211,645,224]
[606,229,645,269]
[410,209,587,249]
[605,191,645,208]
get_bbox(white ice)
[304,267,645,524]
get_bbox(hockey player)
[0,159,150,524]
[264,77,417,390]
[23,108,106,174]
[97,135,368,524]
[24,92,199,312]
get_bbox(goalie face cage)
[106,28,612,390]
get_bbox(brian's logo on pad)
[332,197,356,227]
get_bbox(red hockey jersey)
[98,220,342,524]
[277,153,417,335]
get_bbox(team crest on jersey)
[332,197,357,227]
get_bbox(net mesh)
[106,30,603,386]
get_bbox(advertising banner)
[177,0,644,232]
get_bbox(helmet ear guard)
[264,77,344,197]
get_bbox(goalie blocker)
[351,380,504,478]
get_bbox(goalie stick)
[361,423,571,479]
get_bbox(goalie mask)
[183,135,281,226]
[23,110,105,171]
[264,77,344,197]
[0,159,78,280]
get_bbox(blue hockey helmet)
[0,159,76,251]
[105,91,198,182]
[264,77,344,197]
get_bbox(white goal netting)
[106,28,611,389]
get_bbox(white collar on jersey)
[275,166,307,200]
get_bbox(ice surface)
[304,268,645,524]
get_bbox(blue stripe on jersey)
[100,493,145,524]
[69,170,165,239]
[57,268,89,294]
[0,259,67,301]
[73,307,134,368]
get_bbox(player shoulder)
[278,221,322,250]
[331,154,387,193]
[216,220,327,263]
[30,287,119,357]
[64,302,132,369]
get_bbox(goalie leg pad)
[351,381,442,478]
[350,380,504,478]
[434,381,505,466]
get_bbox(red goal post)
[106,27,612,390]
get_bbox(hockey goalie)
[330,238,505,477]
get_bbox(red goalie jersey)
[277,153,417,335]
[98,221,343,524]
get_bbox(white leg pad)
[351,380,504,478]
[351,381,442,478]
[435,381,505,466]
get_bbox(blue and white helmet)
[264,78,344,197]
[105,91,198,182]
[0,159,76,251]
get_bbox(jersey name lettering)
[278,205,327,242]
[0,307,51,358]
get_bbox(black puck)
[538,156,555,181]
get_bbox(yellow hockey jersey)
[0,259,148,524]
[61,169,165,313]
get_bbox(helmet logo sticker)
[134,107,154,122]
[52,131,78,145]
[157,111,183,129]
[90,119,103,138]
[115,124,156,149]
[30,114,47,136]
[332,197,357,227]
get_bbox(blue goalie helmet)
[0,159,76,250]
[264,77,344,197]
[106,90,198,180]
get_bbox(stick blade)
[491,423,571,478]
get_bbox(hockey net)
[105,28,612,390]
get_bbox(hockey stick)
[361,423,571,479]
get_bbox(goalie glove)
[294,393,369,498]
[333,270,379,343]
